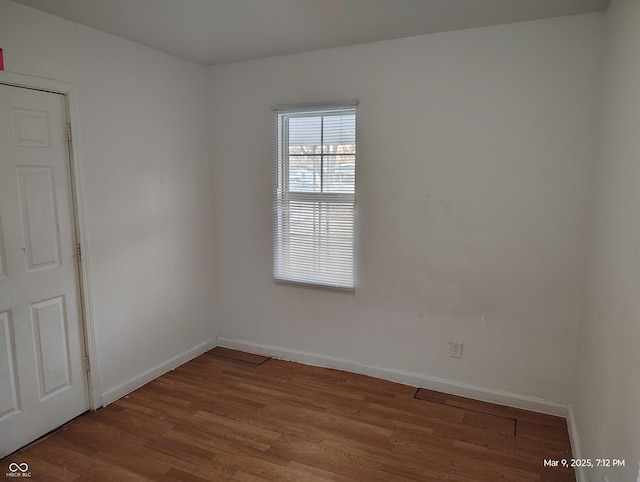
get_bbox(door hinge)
[85,355,90,372]
[66,123,72,142]
[76,243,82,262]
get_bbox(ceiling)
[11,0,609,66]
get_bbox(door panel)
[0,310,19,420]
[0,209,6,278]
[0,84,89,457]
[11,108,51,148]
[18,166,61,271]
[31,296,71,399]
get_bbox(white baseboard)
[567,404,587,482]
[100,338,217,406]
[216,337,567,417]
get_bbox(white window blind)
[273,103,357,290]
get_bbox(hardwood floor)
[1,347,575,481]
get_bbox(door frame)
[0,71,100,410]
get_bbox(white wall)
[573,0,640,480]
[207,14,602,408]
[1,0,617,438]
[0,0,214,403]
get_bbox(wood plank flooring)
[1,348,576,481]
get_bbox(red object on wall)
[0,49,4,70]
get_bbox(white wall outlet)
[449,341,463,359]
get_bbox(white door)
[0,84,89,458]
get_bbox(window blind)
[273,103,357,290]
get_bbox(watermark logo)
[6,462,31,478]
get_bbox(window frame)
[273,103,357,291]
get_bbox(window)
[274,103,357,290]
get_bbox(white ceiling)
[11,0,609,66]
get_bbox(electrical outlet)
[449,341,463,359]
